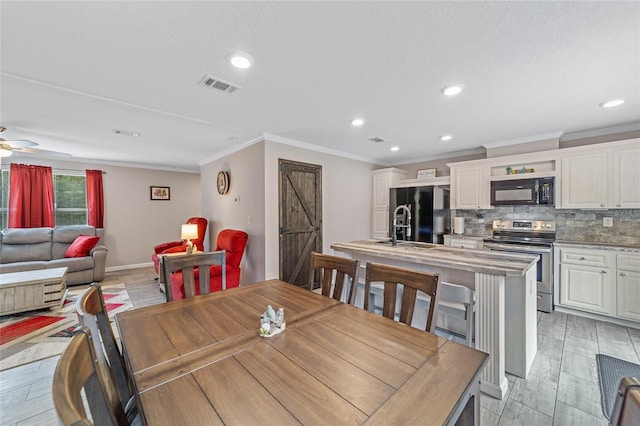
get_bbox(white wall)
[200,137,375,284]
[200,142,266,285]
[263,139,374,280]
[2,157,200,269]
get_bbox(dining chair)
[308,252,360,304]
[419,281,475,346]
[53,326,129,426]
[76,284,136,419]
[364,261,440,333]
[610,377,640,426]
[160,250,226,301]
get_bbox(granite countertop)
[330,240,538,277]
[554,240,640,253]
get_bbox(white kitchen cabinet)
[444,235,484,250]
[612,148,640,208]
[558,247,615,315]
[371,168,407,239]
[617,253,640,321]
[557,246,640,323]
[560,141,640,209]
[450,166,491,209]
[561,153,609,208]
[560,262,614,315]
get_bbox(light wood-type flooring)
[1,266,639,426]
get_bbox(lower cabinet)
[559,262,614,315]
[557,246,640,322]
[372,207,389,240]
[617,254,640,321]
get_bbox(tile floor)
[1,267,638,426]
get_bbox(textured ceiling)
[1,1,638,172]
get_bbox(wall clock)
[217,171,230,195]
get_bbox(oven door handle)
[484,244,552,254]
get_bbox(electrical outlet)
[603,217,613,227]
[477,213,485,224]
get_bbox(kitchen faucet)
[392,204,412,246]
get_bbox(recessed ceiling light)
[441,85,463,96]
[390,146,399,152]
[229,52,253,69]
[599,99,624,108]
[440,135,453,141]
[351,118,364,126]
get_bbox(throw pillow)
[64,235,100,258]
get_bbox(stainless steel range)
[483,220,556,313]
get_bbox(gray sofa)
[0,225,108,285]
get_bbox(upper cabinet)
[560,140,640,209]
[613,147,640,209]
[371,168,407,239]
[446,138,639,211]
[450,166,490,209]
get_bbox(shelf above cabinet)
[393,176,451,188]
[489,171,556,181]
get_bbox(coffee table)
[0,267,68,315]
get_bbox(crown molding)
[561,122,640,141]
[262,133,380,165]
[482,132,563,149]
[388,146,487,167]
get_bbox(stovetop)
[484,219,556,246]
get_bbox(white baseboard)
[554,305,640,329]
[106,262,155,272]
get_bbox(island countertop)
[331,240,538,277]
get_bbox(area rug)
[596,353,640,419]
[0,283,131,371]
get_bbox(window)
[0,169,89,229]
[53,173,87,226]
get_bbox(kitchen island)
[331,239,539,400]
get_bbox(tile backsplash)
[454,207,640,246]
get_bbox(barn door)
[279,159,322,287]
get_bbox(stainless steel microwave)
[490,177,554,206]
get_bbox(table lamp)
[181,223,199,254]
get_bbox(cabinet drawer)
[451,241,478,249]
[617,254,640,272]
[560,248,609,267]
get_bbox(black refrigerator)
[389,186,450,244]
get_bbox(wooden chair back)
[160,250,226,301]
[76,284,134,415]
[53,327,128,426]
[308,252,360,304]
[611,377,640,426]
[364,261,440,333]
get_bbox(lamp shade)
[181,223,198,241]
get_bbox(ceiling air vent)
[368,137,387,143]
[199,75,241,94]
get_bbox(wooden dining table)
[116,279,489,425]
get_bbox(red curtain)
[8,163,55,228]
[86,169,104,228]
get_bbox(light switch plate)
[603,217,613,227]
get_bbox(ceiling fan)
[0,126,70,158]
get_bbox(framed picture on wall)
[417,168,436,179]
[150,186,170,200]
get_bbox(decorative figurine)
[260,305,286,337]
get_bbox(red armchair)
[169,229,249,301]
[151,217,208,274]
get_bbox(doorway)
[278,159,322,287]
